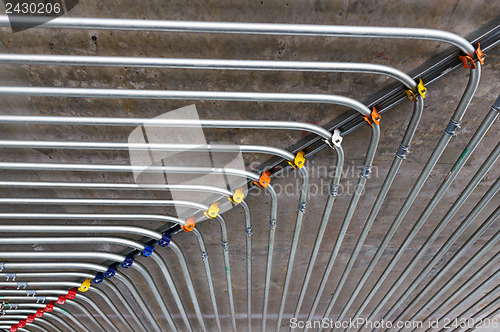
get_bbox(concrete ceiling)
[0,1,499,331]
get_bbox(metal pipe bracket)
[16,282,27,289]
[362,107,381,127]
[330,184,339,196]
[396,144,410,160]
[405,78,427,101]
[269,218,277,230]
[246,226,253,237]
[360,165,372,178]
[444,119,462,136]
[458,43,485,69]
[297,201,307,212]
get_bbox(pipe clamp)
[181,216,196,231]
[204,202,220,220]
[26,290,36,297]
[246,226,253,236]
[254,171,271,188]
[5,273,16,281]
[36,296,46,303]
[405,78,427,101]
[458,43,485,69]
[362,107,381,127]
[221,241,229,251]
[201,251,208,260]
[229,187,245,204]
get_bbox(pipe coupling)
[201,251,208,260]
[492,95,500,112]
[246,226,253,236]
[5,273,16,281]
[297,201,307,212]
[16,282,27,290]
[26,290,36,297]
[396,144,410,160]
[221,241,229,251]
[444,119,461,136]
[360,165,372,178]
[269,218,277,230]
[329,183,339,196]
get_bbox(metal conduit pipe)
[396,198,500,330]
[0,327,29,332]
[0,212,184,225]
[357,91,496,330]
[302,118,380,329]
[456,296,500,332]
[0,169,277,332]
[0,280,131,331]
[0,88,372,119]
[15,304,86,332]
[0,115,332,332]
[14,266,160,330]
[0,320,47,332]
[1,310,75,332]
[0,289,117,332]
[0,16,476,55]
[0,116,334,144]
[0,315,62,332]
[0,198,270,330]
[303,96,423,327]
[0,225,218,332]
[151,248,205,332]
[440,279,500,332]
[336,66,482,330]
[1,264,160,332]
[422,271,500,332]
[0,145,294,331]
[0,295,105,331]
[0,54,417,90]
[0,272,144,332]
[190,228,222,332]
[239,201,253,332]
[0,254,173,332]
[408,227,500,332]
[0,22,479,328]
[384,141,500,328]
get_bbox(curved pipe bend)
[0,55,417,89]
[0,16,475,54]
